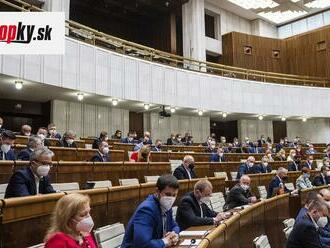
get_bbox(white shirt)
[184,167,192,179]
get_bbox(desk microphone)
[187,238,196,248]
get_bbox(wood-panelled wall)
[222,25,330,77]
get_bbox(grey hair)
[30,147,54,162]
[183,155,194,164]
[277,167,288,175]
[194,179,212,193]
[63,130,75,138]
[27,135,42,149]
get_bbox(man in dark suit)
[91,141,110,162]
[47,123,61,140]
[276,139,285,153]
[267,167,292,198]
[257,135,266,147]
[17,136,43,161]
[19,124,32,136]
[0,116,4,134]
[151,139,163,152]
[210,147,226,162]
[5,147,56,198]
[313,165,330,186]
[287,199,328,248]
[288,157,300,171]
[121,131,136,144]
[121,175,180,247]
[58,130,78,148]
[173,155,197,180]
[303,155,315,170]
[0,130,16,161]
[236,156,256,179]
[36,127,52,147]
[257,157,272,173]
[176,179,229,230]
[248,142,263,154]
[92,131,108,149]
[223,175,257,211]
[166,133,175,145]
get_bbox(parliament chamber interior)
[0,0,330,247]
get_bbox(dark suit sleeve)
[91,154,102,162]
[17,150,30,161]
[313,176,323,186]
[72,142,78,148]
[204,204,218,218]
[267,180,275,198]
[167,209,180,234]
[173,168,185,180]
[5,171,31,198]
[43,176,56,194]
[237,165,246,179]
[232,188,250,205]
[210,153,218,162]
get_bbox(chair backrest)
[283,218,295,228]
[285,183,295,191]
[257,186,268,199]
[170,160,182,173]
[88,180,112,188]
[230,171,238,180]
[0,184,8,199]
[214,172,228,180]
[172,206,178,220]
[253,234,271,248]
[283,226,293,240]
[208,192,226,213]
[27,244,44,248]
[144,175,160,183]
[94,223,125,248]
[119,178,139,186]
[52,182,80,192]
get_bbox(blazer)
[295,175,313,190]
[91,151,110,162]
[173,165,197,180]
[166,138,174,145]
[59,140,77,148]
[223,184,253,211]
[236,163,257,179]
[248,147,263,154]
[92,138,101,149]
[287,213,322,248]
[209,153,226,162]
[151,146,162,152]
[17,148,33,161]
[45,232,97,248]
[302,161,314,170]
[0,149,16,161]
[313,174,330,186]
[121,137,136,144]
[5,167,55,198]
[267,176,289,198]
[48,133,61,140]
[258,164,272,173]
[176,191,217,230]
[121,195,179,248]
[288,161,300,171]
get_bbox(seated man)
[176,179,229,230]
[151,139,162,152]
[303,155,314,170]
[59,130,77,148]
[17,136,43,161]
[305,144,317,155]
[210,147,226,162]
[287,199,328,248]
[318,188,330,247]
[36,127,51,147]
[0,116,4,134]
[19,124,32,136]
[182,133,193,146]
[205,140,216,153]
[236,156,256,179]
[313,165,330,186]
[173,155,197,180]
[92,131,108,149]
[121,175,180,248]
[0,130,16,161]
[5,147,56,198]
[47,123,61,139]
[111,129,122,140]
[121,131,136,144]
[172,134,183,146]
[295,191,321,222]
[295,167,313,190]
[258,157,272,173]
[248,142,263,154]
[223,175,257,211]
[288,155,300,171]
[134,131,152,151]
[267,167,291,198]
[166,133,176,145]
[91,141,110,162]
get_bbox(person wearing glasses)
[5,147,56,198]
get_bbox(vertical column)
[251,19,278,38]
[170,13,177,54]
[182,0,206,70]
[43,0,70,19]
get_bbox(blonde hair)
[138,145,150,162]
[45,193,90,241]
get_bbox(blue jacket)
[5,167,55,198]
[17,148,33,161]
[91,151,110,162]
[0,149,16,161]
[267,176,289,198]
[209,153,226,162]
[236,163,260,179]
[288,161,300,171]
[121,195,180,248]
[248,147,263,154]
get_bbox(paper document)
[179,231,208,236]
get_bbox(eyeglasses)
[33,161,53,167]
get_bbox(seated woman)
[275,149,286,161]
[130,145,150,162]
[295,167,313,191]
[44,193,97,248]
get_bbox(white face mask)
[325,162,330,167]
[200,196,210,204]
[326,171,330,177]
[24,132,31,136]
[75,215,94,233]
[0,124,2,128]
[104,136,109,141]
[102,147,109,154]
[219,153,224,157]
[317,216,328,228]
[38,134,45,140]
[1,144,11,153]
[248,162,254,167]
[263,162,268,167]
[36,165,50,177]
[66,139,74,145]
[241,184,250,191]
[211,145,215,149]
[159,196,176,212]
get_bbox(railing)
[1,0,330,87]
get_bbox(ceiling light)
[222,112,228,118]
[198,110,203,116]
[77,93,84,101]
[15,81,23,90]
[258,115,264,120]
[170,107,176,113]
[258,10,307,24]
[305,0,330,8]
[144,104,150,110]
[281,116,286,121]
[290,0,300,2]
[112,99,118,106]
[302,117,307,122]
[227,0,278,10]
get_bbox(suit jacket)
[312,173,330,186]
[151,146,162,152]
[288,161,300,171]
[275,144,283,153]
[17,148,33,161]
[92,138,101,149]
[287,213,322,248]
[223,184,253,211]
[173,165,197,180]
[176,191,217,230]
[121,137,136,144]
[248,147,263,154]
[43,139,51,147]
[209,153,226,162]
[258,164,272,173]
[48,133,61,140]
[59,140,77,148]
[91,151,110,162]
[5,167,55,198]
[267,176,289,198]
[0,149,16,161]
[302,161,314,170]
[236,163,255,179]
[121,194,179,248]
[166,138,174,145]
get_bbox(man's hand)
[249,196,258,203]
[164,231,179,247]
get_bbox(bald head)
[277,167,288,179]
[319,189,330,202]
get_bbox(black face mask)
[189,163,195,170]
[157,145,162,149]
[141,153,148,159]
[282,176,288,181]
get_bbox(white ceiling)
[209,0,330,25]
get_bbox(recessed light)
[144,104,150,110]
[170,107,176,113]
[77,93,84,101]
[258,115,264,120]
[198,110,203,116]
[281,116,286,121]
[222,112,228,118]
[302,117,307,122]
[112,99,118,106]
[15,81,23,90]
